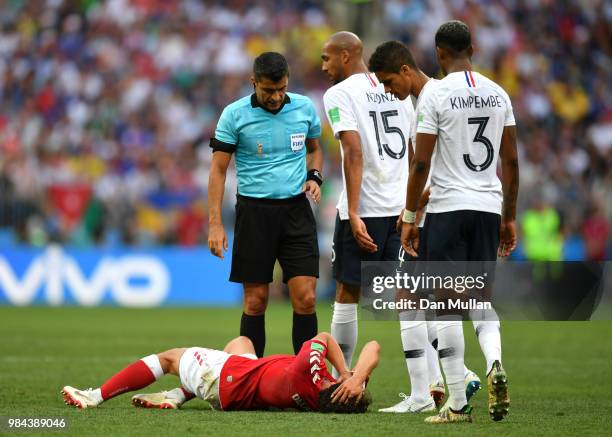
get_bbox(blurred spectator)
[582,203,609,261]
[522,200,564,261]
[0,0,609,261]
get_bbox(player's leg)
[469,211,509,421]
[224,335,256,356]
[230,196,280,358]
[287,275,318,353]
[129,337,255,411]
[468,211,503,374]
[242,283,269,358]
[380,222,435,413]
[422,212,472,423]
[278,195,319,355]
[332,281,360,376]
[330,213,360,375]
[425,321,446,408]
[62,348,186,409]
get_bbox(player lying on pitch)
[61,332,378,413]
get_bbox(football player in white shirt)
[374,22,519,424]
[369,41,482,415]
[321,31,421,400]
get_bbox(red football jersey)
[219,340,335,411]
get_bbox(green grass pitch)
[1,304,611,436]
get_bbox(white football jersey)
[416,70,515,215]
[323,73,415,220]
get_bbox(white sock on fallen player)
[331,302,357,377]
[437,319,468,411]
[399,316,431,403]
[90,388,103,404]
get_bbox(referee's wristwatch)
[307,169,323,186]
[401,209,416,224]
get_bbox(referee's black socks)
[240,313,266,358]
[292,312,318,355]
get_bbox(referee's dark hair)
[435,20,472,56]
[253,52,289,82]
[368,41,417,74]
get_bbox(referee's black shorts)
[230,194,319,284]
[423,210,500,262]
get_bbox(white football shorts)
[179,347,256,409]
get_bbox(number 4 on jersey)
[464,116,494,172]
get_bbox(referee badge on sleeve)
[290,133,306,152]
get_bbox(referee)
[207,52,324,358]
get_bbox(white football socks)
[425,321,443,384]
[399,316,431,403]
[437,319,467,411]
[90,388,103,404]
[473,319,502,374]
[331,302,358,377]
[141,354,165,380]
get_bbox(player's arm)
[415,186,430,227]
[498,125,519,257]
[313,332,351,380]
[331,340,380,404]
[207,150,232,259]
[402,133,436,256]
[339,130,377,253]
[408,137,415,163]
[397,139,417,232]
[303,138,323,203]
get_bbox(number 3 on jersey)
[464,116,494,172]
[368,110,407,160]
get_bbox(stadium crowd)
[0,0,609,261]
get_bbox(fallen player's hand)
[331,376,364,405]
[335,370,353,384]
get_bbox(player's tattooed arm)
[500,125,519,222]
[405,133,436,212]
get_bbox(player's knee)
[293,291,316,313]
[157,348,182,374]
[244,296,268,315]
[335,282,360,304]
[237,336,254,349]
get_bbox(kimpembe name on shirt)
[449,94,504,110]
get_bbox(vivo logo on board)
[0,245,170,307]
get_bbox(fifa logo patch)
[290,133,305,152]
